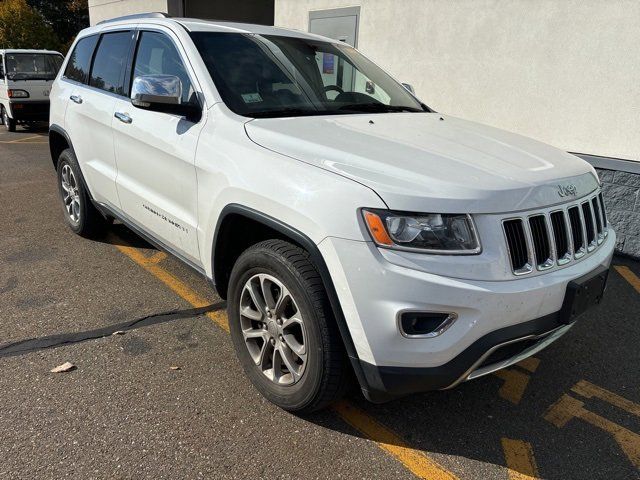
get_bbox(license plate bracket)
[559,265,609,324]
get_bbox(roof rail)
[97,12,169,25]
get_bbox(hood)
[245,113,598,213]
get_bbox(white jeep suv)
[49,13,614,412]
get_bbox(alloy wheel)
[60,164,81,224]
[239,273,308,385]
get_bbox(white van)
[0,49,64,131]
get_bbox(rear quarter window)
[64,35,99,83]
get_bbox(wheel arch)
[212,204,370,393]
[49,124,74,170]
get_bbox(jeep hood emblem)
[557,183,578,197]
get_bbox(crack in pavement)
[0,302,227,358]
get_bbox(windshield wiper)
[337,103,423,113]
[249,107,326,119]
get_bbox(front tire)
[2,106,16,132]
[56,149,109,237]
[228,240,349,413]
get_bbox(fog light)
[399,311,457,338]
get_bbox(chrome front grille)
[503,192,608,275]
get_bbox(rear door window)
[89,31,132,95]
[64,35,99,83]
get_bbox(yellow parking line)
[333,401,458,480]
[494,368,531,405]
[544,394,640,469]
[7,135,43,143]
[516,357,540,373]
[571,380,640,417]
[111,234,458,480]
[501,438,539,480]
[614,265,640,294]
[112,238,228,332]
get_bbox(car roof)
[0,49,62,55]
[84,15,337,44]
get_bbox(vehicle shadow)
[94,222,156,250]
[304,258,640,480]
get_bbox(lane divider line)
[501,438,539,480]
[111,234,459,480]
[614,265,640,294]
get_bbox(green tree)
[27,0,88,51]
[0,0,61,50]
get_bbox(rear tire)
[228,239,350,413]
[2,107,16,132]
[56,149,109,237]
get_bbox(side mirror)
[131,74,201,121]
[402,83,415,94]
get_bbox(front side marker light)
[363,210,394,246]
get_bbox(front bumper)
[318,228,615,402]
[9,101,50,121]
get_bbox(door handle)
[114,112,132,124]
[69,95,83,104]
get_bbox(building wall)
[88,0,273,26]
[88,0,169,25]
[595,166,640,257]
[275,0,639,163]
[184,0,274,25]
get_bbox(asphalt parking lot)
[1,126,639,480]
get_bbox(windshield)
[4,53,63,81]
[190,32,426,118]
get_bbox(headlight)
[362,209,481,254]
[8,89,29,98]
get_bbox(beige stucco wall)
[275,0,639,162]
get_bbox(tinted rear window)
[5,53,63,80]
[64,35,99,83]
[89,31,132,95]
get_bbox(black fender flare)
[212,204,373,397]
[49,124,77,166]
[49,124,100,207]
